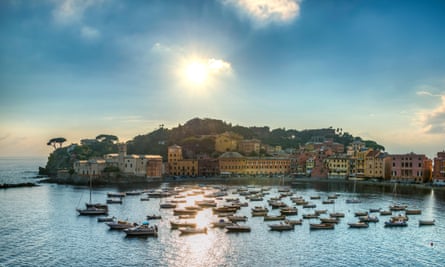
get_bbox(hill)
[41,117,385,175]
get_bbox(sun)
[185,61,208,85]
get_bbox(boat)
[211,219,234,228]
[379,210,392,216]
[107,192,125,198]
[345,179,361,204]
[315,209,327,215]
[354,211,368,217]
[251,206,269,212]
[348,222,369,228]
[85,203,108,210]
[225,224,251,232]
[384,219,407,227]
[322,199,335,204]
[124,222,158,237]
[160,202,177,209]
[251,211,268,217]
[97,216,115,222]
[405,209,422,215]
[146,214,162,220]
[106,220,137,230]
[280,207,298,215]
[391,214,409,222]
[179,227,207,235]
[264,215,286,221]
[125,190,142,196]
[418,219,435,226]
[302,204,317,209]
[310,196,321,200]
[369,208,381,213]
[170,221,197,229]
[269,222,295,231]
[329,212,345,218]
[76,176,108,216]
[302,213,319,219]
[359,215,379,223]
[228,215,248,222]
[173,209,198,216]
[178,214,196,219]
[389,204,407,211]
[310,223,335,230]
[319,217,339,224]
[285,219,303,225]
[106,198,122,204]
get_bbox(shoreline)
[38,175,445,192]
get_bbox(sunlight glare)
[185,61,208,85]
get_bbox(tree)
[47,137,66,149]
[96,134,119,143]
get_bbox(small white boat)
[310,223,335,230]
[225,224,251,232]
[211,219,234,228]
[124,223,158,237]
[97,216,115,222]
[419,219,435,226]
[106,220,137,230]
[348,222,369,228]
[170,221,197,229]
[269,222,294,231]
[179,227,207,235]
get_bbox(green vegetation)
[42,118,385,175]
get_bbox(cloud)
[222,0,302,27]
[51,0,100,25]
[80,25,100,40]
[416,90,441,97]
[208,58,232,75]
[418,95,445,134]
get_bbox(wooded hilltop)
[41,118,384,176]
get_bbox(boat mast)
[89,174,92,204]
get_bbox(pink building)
[390,153,432,183]
[433,151,445,185]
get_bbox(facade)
[167,145,198,177]
[326,155,349,179]
[74,143,163,178]
[433,151,445,185]
[214,132,241,153]
[238,139,261,155]
[73,159,106,177]
[364,150,390,179]
[390,153,432,183]
[218,152,246,175]
[198,158,219,177]
[218,151,290,176]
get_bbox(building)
[238,139,261,155]
[214,132,241,153]
[363,150,391,180]
[433,151,445,185]
[73,159,106,177]
[74,143,163,178]
[326,154,350,179]
[218,151,246,176]
[167,145,198,177]
[390,153,432,183]
[218,151,291,176]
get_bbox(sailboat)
[389,183,407,211]
[77,175,108,216]
[345,179,361,204]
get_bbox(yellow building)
[167,145,198,176]
[214,132,242,153]
[327,155,350,179]
[218,152,246,175]
[218,152,290,176]
[245,157,290,175]
[363,150,391,180]
[238,139,261,155]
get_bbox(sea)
[1,157,444,267]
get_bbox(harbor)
[1,179,444,267]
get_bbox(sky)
[1,0,444,158]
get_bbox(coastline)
[38,174,445,192]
